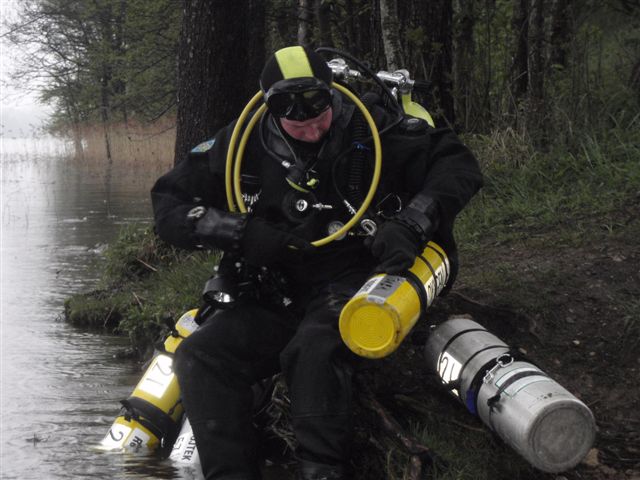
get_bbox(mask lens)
[266,87,331,120]
[267,92,296,117]
[301,90,331,113]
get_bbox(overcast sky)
[1,0,52,138]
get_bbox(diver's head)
[261,46,333,143]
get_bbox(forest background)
[5,1,640,480]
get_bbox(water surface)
[0,139,195,479]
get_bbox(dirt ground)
[417,228,640,479]
[262,224,639,479]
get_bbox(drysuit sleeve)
[394,124,483,232]
[418,126,483,222]
[151,125,243,250]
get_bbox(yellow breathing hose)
[225,91,265,212]
[226,82,382,247]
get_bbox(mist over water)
[0,139,198,479]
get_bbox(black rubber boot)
[296,460,349,480]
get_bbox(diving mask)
[265,77,332,121]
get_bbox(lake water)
[0,138,202,479]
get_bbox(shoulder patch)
[190,139,216,153]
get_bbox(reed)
[71,117,176,171]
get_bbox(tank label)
[366,275,404,304]
[355,275,384,297]
[423,276,437,307]
[126,428,151,450]
[101,423,132,449]
[177,312,199,335]
[139,355,175,398]
[171,433,199,463]
[437,351,463,397]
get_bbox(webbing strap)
[487,369,549,410]
[464,356,500,416]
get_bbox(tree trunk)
[65,100,84,160]
[453,0,475,131]
[411,0,455,125]
[549,0,572,69]
[528,0,546,139]
[379,0,404,71]
[510,0,529,104]
[314,0,333,47]
[174,0,265,165]
[298,0,311,46]
[630,58,640,104]
[528,0,545,101]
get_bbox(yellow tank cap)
[339,300,399,358]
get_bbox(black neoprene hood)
[260,46,333,94]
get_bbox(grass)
[65,225,219,355]
[456,116,640,252]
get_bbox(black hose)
[413,79,432,93]
[347,105,369,207]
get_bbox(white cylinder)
[169,417,201,466]
[424,317,596,473]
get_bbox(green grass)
[65,224,219,354]
[456,120,640,252]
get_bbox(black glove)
[241,217,312,267]
[192,207,247,252]
[369,220,422,274]
[369,199,438,274]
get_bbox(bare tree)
[298,0,311,46]
[379,0,404,71]
[549,0,572,69]
[510,0,530,104]
[453,0,476,130]
[314,0,333,47]
[528,0,547,139]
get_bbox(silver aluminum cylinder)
[476,360,596,472]
[424,317,596,473]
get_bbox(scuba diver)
[151,46,483,480]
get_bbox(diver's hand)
[369,220,422,274]
[192,207,247,252]
[241,217,312,267]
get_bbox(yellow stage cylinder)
[339,242,449,358]
[97,309,199,452]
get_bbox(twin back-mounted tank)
[424,317,596,473]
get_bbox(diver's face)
[279,107,333,143]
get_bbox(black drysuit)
[151,92,483,479]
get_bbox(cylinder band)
[121,396,180,445]
[403,270,429,315]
